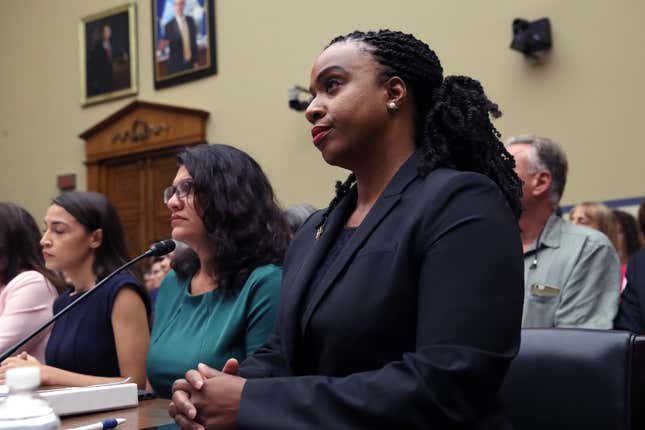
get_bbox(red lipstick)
[311,126,332,147]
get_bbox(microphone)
[147,239,176,257]
[0,240,176,363]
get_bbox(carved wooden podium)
[79,101,209,257]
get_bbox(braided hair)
[314,30,522,237]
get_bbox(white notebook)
[0,381,138,416]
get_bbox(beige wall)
[1,0,644,223]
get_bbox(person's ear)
[384,76,407,111]
[89,228,103,249]
[532,170,552,197]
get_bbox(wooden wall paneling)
[86,163,100,192]
[144,157,153,244]
[106,158,146,257]
[148,153,178,243]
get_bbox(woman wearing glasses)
[0,192,151,388]
[146,144,289,398]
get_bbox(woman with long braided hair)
[169,30,524,429]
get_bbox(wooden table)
[61,399,174,429]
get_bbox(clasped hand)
[169,359,246,430]
[0,352,41,384]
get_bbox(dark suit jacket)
[164,15,198,74]
[238,152,524,429]
[614,249,645,332]
[87,44,114,96]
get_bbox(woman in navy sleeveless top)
[45,272,147,378]
[0,192,150,388]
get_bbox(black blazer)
[164,16,198,74]
[615,249,645,332]
[238,152,524,429]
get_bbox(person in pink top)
[0,203,64,361]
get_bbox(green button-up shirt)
[522,213,620,328]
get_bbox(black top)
[45,272,150,377]
[302,227,356,316]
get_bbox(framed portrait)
[152,0,217,89]
[79,3,138,106]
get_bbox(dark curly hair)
[0,202,65,291]
[172,144,290,293]
[315,30,522,235]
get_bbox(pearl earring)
[387,102,398,112]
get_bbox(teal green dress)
[146,265,281,398]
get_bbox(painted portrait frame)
[152,0,217,89]
[79,3,138,106]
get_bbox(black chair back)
[501,329,645,430]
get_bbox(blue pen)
[68,417,126,430]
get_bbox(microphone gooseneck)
[0,240,175,363]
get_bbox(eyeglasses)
[163,180,194,204]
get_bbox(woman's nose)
[40,231,50,247]
[305,96,326,124]
[166,191,182,211]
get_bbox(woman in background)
[613,210,642,292]
[613,210,641,264]
[570,202,619,250]
[615,201,645,331]
[0,203,64,362]
[146,144,289,398]
[0,192,150,388]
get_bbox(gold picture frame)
[79,3,138,106]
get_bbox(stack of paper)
[1,381,138,416]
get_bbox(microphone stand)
[0,241,174,363]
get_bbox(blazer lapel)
[300,151,422,335]
[284,191,356,314]
[281,188,356,367]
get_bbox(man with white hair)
[507,134,620,328]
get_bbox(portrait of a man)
[87,24,116,95]
[80,4,138,106]
[163,0,199,74]
[153,0,217,88]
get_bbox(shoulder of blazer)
[409,169,516,241]
[303,208,324,228]
[412,168,501,200]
